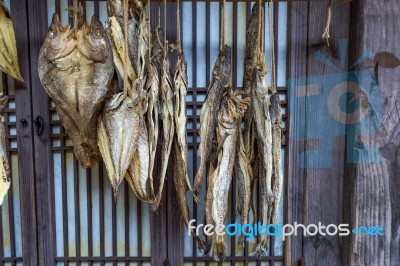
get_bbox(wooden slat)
[344,0,400,265]
[285,1,308,265]
[11,0,39,264]
[302,0,349,265]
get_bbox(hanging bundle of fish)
[211,90,250,261]
[38,13,114,168]
[0,94,10,206]
[0,2,24,82]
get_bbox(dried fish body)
[98,82,147,197]
[212,91,249,261]
[267,92,282,231]
[173,52,194,198]
[144,62,159,197]
[107,16,137,84]
[136,8,151,82]
[194,45,232,193]
[251,68,273,254]
[152,53,174,210]
[38,14,114,168]
[126,118,152,202]
[235,129,253,246]
[0,2,24,82]
[0,94,10,206]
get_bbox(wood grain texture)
[26,0,57,264]
[286,2,309,265]
[10,0,39,265]
[344,0,400,265]
[303,1,350,266]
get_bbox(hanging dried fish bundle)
[38,14,114,168]
[212,90,250,261]
[0,94,10,206]
[98,81,147,198]
[194,45,232,193]
[0,2,24,82]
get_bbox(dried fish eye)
[94,28,103,39]
[48,30,55,38]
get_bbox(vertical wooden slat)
[11,0,39,264]
[61,145,68,266]
[86,169,93,266]
[191,1,198,265]
[285,1,308,265]
[99,163,105,266]
[73,159,81,266]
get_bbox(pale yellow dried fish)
[0,2,24,82]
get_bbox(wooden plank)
[302,0,350,265]
[285,1,308,265]
[26,0,57,265]
[10,0,39,265]
[344,0,400,265]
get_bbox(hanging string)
[322,0,332,46]
[123,0,129,97]
[158,0,161,29]
[268,0,276,92]
[148,0,151,61]
[219,0,225,51]
[164,0,167,48]
[176,0,182,52]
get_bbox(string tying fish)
[269,0,277,92]
[322,0,332,47]
[219,0,226,51]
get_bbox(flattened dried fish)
[212,90,249,261]
[151,48,174,210]
[145,62,159,197]
[0,94,10,206]
[98,81,147,197]
[0,2,24,82]
[266,92,282,236]
[194,45,231,193]
[38,14,114,168]
[251,67,273,254]
[126,118,153,202]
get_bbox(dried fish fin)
[0,2,24,82]
[0,94,10,206]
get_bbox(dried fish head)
[77,16,109,62]
[42,13,77,61]
[212,45,232,85]
[0,2,24,82]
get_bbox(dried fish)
[151,47,174,210]
[0,94,10,206]
[194,45,232,193]
[144,62,159,197]
[251,67,273,254]
[98,81,147,197]
[107,15,137,85]
[0,2,24,82]
[126,118,153,202]
[212,90,249,261]
[136,7,151,81]
[38,14,114,168]
[265,92,282,240]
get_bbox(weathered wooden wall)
[344,0,400,265]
